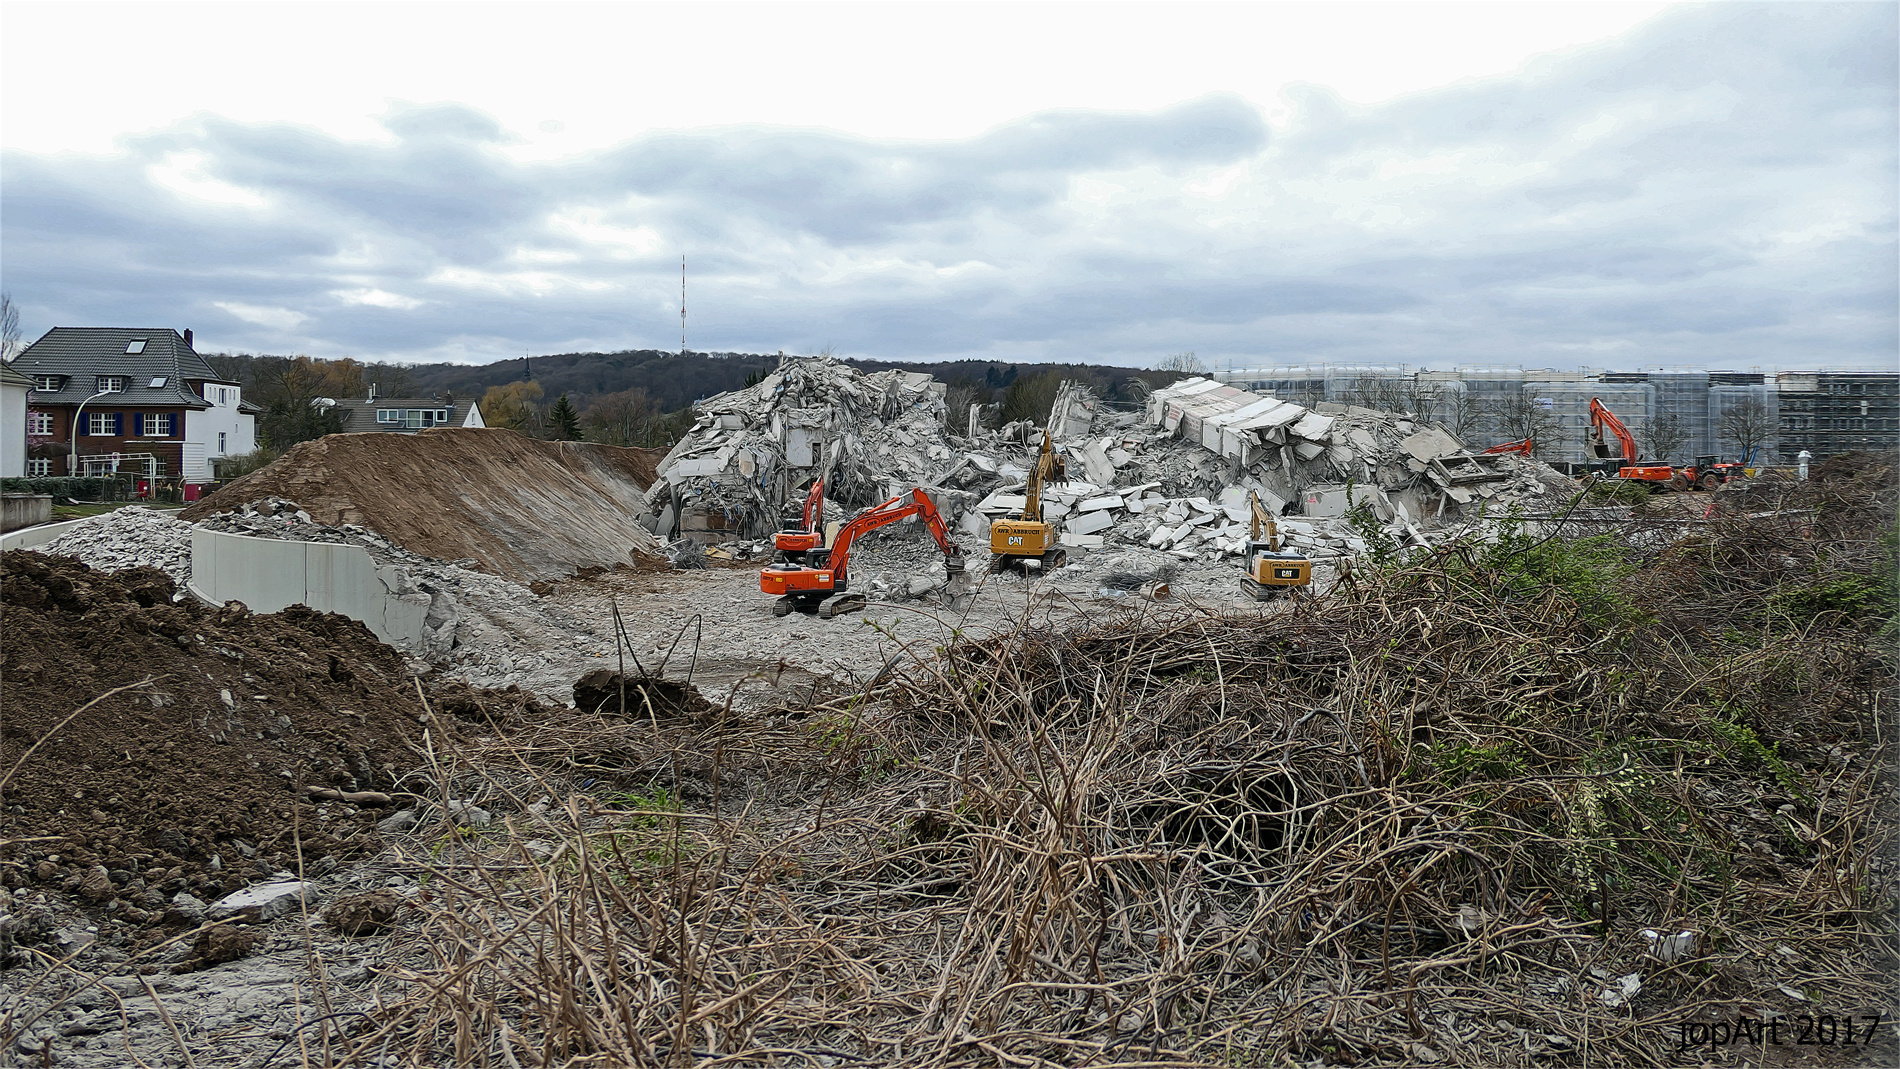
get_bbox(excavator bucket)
[943,556,976,603]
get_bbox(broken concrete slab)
[211,876,316,922]
[1078,495,1123,512]
[1066,510,1116,536]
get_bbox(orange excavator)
[1586,397,1737,490]
[772,473,828,562]
[760,488,967,618]
[1589,397,1677,487]
[1483,438,1536,457]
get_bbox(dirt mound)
[0,550,549,916]
[181,428,666,582]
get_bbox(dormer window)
[125,339,147,354]
[31,375,63,392]
[96,375,126,393]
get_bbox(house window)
[27,411,53,435]
[26,458,51,477]
[145,414,173,436]
[218,432,227,454]
[96,375,125,393]
[148,376,168,388]
[377,409,399,424]
[89,412,117,435]
[125,339,147,354]
[32,375,63,392]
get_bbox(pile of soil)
[180,428,668,582]
[0,550,548,914]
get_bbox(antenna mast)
[680,254,687,359]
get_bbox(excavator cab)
[772,470,829,563]
[1241,491,1312,600]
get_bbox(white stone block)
[1066,510,1116,535]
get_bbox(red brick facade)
[30,404,192,477]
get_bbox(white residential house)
[1,362,33,478]
[10,327,259,483]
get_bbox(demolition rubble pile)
[38,500,613,699]
[643,357,958,542]
[43,506,194,588]
[657,365,1578,573]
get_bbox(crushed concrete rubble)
[663,364,1580,572]
[40,499,615,699]
[645,356,957,542]
[43,506,193,588]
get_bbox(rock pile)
[43,507,194,588]
[645,356,954,542]
[1143,377,1578,524]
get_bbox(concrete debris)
[209,875,315,922]
[43,498,617,700]
[646,355,953,543]
[43,507,193,588]
[1144,377,1577,524]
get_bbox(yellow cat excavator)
[988,424,1069,573]
[1241,491,1312,600]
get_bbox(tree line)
[204,348,1202,455]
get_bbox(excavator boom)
[1587,398,1639,463]
[762,488,968,617]
[990,399,1071,573]
[1484,438,1536,456]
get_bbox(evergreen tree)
[549,392,582,440]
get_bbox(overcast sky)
[3,2,1894,372]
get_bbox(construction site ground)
[548,539,1336,710]
[6,366,1894,1069]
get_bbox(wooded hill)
[403,349,1179,415]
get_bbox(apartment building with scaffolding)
[1213,363,1894,466]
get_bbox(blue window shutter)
[114,413,124,436]
[133,413,145,436]
[78,414,87,437]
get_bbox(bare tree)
[583,388,667,447]
[1644,411,1688,464]
[1483,390,1564,459]
[1342,374,1427,415]
[1425,386,1484,445]
[1717,396,1775,465]
[1157,351,1207,375]
[0,292,20,363]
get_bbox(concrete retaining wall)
[188,528,433,647]
[1,495,53,533]
[0,507,184,552]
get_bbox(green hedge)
[0,476,134,501]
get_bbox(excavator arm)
[826,489,964,580]
[762,488,967,617]
[1484,438,1536,456]
[1588,398,1639,463]
[1021,430,1067,523]
[1247,490,1280,550]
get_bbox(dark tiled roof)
[12,327,232,408]
[332,397,472,431]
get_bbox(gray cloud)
[1,3,1892,371]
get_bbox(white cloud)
[2,4,1891,372]
[333,288,426,311]
[213,302,309,330]
[147,152,268,208]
